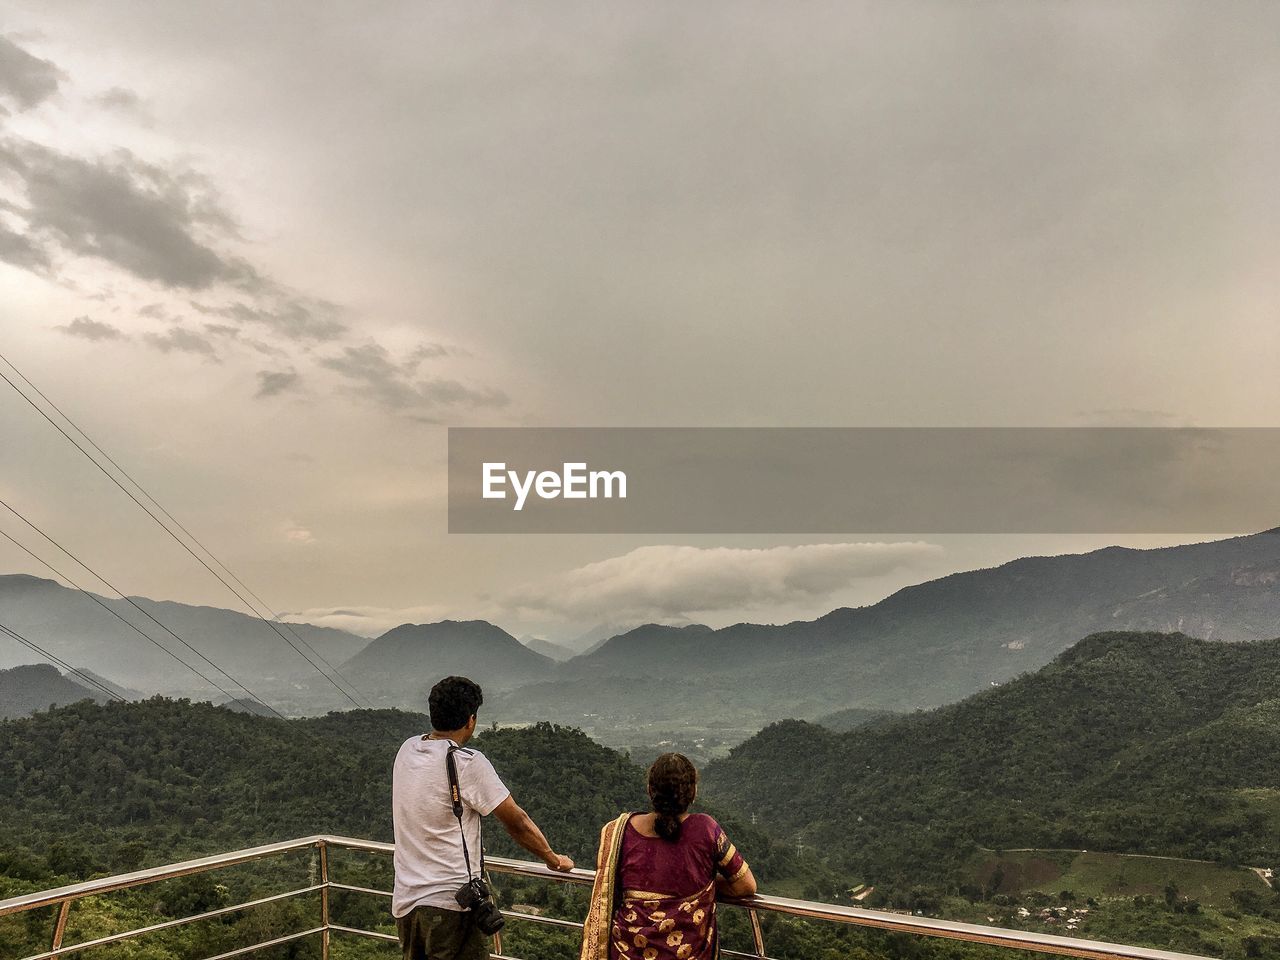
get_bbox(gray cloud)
[0,33,512,422]
[500,542,944,623]
[420,378,507,409]
[0,220,51,270]
[93,86,150,122]
[57,315,125,341]
[404,342,454,366]
[143,326,219,359]
[320,342,508,412]
[0,139,253,288]
[215,297,346,342]
[0,35,62,110]
[256,368,299,398]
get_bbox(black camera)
[455,877,505,934]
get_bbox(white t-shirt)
[392,735,511,917]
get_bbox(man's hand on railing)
[543,852,575,872]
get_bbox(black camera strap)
[445,744,482,880]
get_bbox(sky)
[1,2,1277,643]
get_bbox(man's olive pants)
[396,904,490,960]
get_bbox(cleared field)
[970,849,1270,907]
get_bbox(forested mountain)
[561,623,716,674]
[342,620,556,702]
[702,631,1280,887]
[0,663,108,719]
[814,706,900,732]
[0,574,368,696]
[0,699,802,887]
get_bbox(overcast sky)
[1,2,1277,643]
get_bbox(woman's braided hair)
[648,752,698,842]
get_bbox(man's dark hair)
[429,676,484,731]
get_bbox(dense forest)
[3,631,1280,958]
[706,632,1280,880]
[0,699,834,959]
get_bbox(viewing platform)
[0,835,1221,960]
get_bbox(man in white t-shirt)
[392,675,574,960]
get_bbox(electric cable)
[0,349,363,695]
[0,619,127,703]
[0,353,368,708]
[0,518,286,719]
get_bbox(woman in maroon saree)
[581,754,757,960]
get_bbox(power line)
[0,351,368,708]
[0,350,367,699]
[0,620,126,704]
[0,516,285,720]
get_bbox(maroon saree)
[580,813,748,960]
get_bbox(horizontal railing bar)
[318,835,393,855]
[329,923,399,943]
[198,926,324,960]
[320,834,602,887]
[731,892,1206,960]
[489,858,595,886]
[329,881,393,898]
[0,835,1222,960]
[723,950,775,960]
[501,910,583,930]
[18,885,323,960]
[0,835,330,917]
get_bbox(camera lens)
[475,900,506,935]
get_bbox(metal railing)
[0,835,1216,960]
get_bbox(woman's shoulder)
[686,812,722,836]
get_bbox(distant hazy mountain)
[0,663,107,719]
[561,623,715,675]
[500,529,1280,726]
[73,669,143,701]
[562,621,634,656]
[343,620,556,706]
[0,574,369,698]
[518,635,575,662]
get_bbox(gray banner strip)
[448,427,1280,534]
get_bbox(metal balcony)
[0,835,1215,960]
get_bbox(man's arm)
[491,796,575,871]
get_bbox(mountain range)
[5,528,1280,725]
[0,573,367,702]
[497,529,1280,727]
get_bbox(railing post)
[748,907,766,959]
[50,899,70,954]
[318,840,330,960]
[491,886,503,956]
